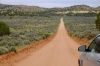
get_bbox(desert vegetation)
[64,16,100,40]
[95,13,100,30]
[0,4,100,55]
[0,16,60,55]
[0,21,10,36]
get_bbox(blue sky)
[0,0,100,8]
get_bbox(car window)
[95,45,100,53]
[95,41,100,53]
[88,40,96,51]
[88,36,100,53]
[94,36,100,53]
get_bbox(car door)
[79,39,95,66]
[85,51,100,66]
[84,38,100,66]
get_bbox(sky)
[0,0,100,8]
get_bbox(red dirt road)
[14,18,80,66]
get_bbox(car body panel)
[79,52,100,66]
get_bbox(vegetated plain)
[0,4,100,55]
[64,16,100,40]
[0,16,60,55]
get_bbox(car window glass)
[88,40,96,51]
[95,43,100,53]
[89,36,100,53]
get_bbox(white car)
[78,34,100,66]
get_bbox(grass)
[0,16,60,55]
[64,16,100,40]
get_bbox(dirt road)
[14,18,80,66]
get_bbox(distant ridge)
[0,4,46,12]
[0,4,100,15]
[66,5,94,11]
[0,4,100,11]
[96,6,100,10]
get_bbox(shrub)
[42,33,52,39]
[0,47,9,55]
[10,46,17,53]
[0,21,10,36]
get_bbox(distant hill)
[50,5,100,15]
[0,4,12,9]
[0,4,47,16]
[0,4,100,16]
[0,4,46,12]
[96,6,100,11]
[66,5,94,11]
[0,4,100,12]
[46,5,100,14]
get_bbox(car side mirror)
[78,45,86,52]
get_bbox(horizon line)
[0,3,99,8]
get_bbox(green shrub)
[10,46,17,53]
[0,21,10,36]
[43,33,52,39]
[0,47,9,55]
